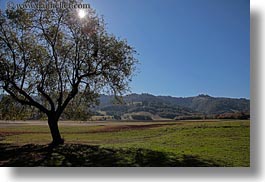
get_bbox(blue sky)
[0,0,250,98]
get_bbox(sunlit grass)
[0,120,250,166]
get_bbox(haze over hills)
[0,93,250,121]
[95,93,250,120]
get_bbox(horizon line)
[105,92,250,100]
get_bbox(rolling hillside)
[95,93,250,120]
[0,93,250,121]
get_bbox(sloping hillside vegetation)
[0,93,250,120]
[94,94,249,120]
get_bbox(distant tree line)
[175,112,250,120]
[0,94,250,121]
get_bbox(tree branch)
[37,85,55,112]
[8,81,49,114]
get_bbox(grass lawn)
[0,120,250,167]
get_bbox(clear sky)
[87,0,250,98]
[0,0,250,98]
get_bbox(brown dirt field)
[0,120,227,137]
[0,123,176,137]
[91,123,176,133]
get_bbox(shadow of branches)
[0,143,220,167]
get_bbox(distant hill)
[0,93,250,121]
[156,94,249,114]
[94,93,250,120]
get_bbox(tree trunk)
[48,115,64,146]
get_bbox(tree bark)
[48,115,64,146]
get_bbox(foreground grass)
[0,144,222,167]
[0,120,250,167]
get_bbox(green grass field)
[0,120,250,167]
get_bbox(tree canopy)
[0,0,138,145]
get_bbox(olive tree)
[0,0,137,145]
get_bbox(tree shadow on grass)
[0,143,221,167]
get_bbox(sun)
[78,9,86,19]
